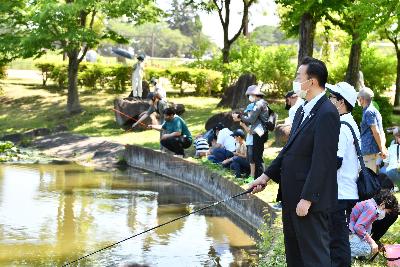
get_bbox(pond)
[0,164,258,266]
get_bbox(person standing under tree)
[130,54,145,99]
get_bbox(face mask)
[377,209,386,220]
[285,103,291,110]
[248,95,256,102]
[293,80,309,99]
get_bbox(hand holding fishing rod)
[61,186,262,267]
[246,174,269,194]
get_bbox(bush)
[327,46,396,93]
[48,64,68,89]
[259,45,297,96]
[78,63,110,90]
[35,62,55,86]
[109,65,132,93]
[361,47,396,93]
[35,61,223,96]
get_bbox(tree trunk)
[243,10,249,37]
[67,50,82,114]
[297,12,316,67]
[394,48,400,107]
[222,46,230,64]
[345,33,362,88]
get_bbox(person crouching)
[349,190,398,258]
[149,108,192,158]
[221,129,250,178]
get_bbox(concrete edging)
[124,144,274,231]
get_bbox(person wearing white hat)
[232,84,270,180]
[326,81,360,267]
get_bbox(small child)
[349,190,398,258]
[193,135,210,158]
[221,129,250,178]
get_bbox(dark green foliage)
[328,46,396,93]
[188,38,296,97]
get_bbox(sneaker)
[272,202,282,211]
[244,176,254,183]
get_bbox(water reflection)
[0,164,257,266]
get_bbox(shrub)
[48,64,68,89]
[327,46,396,92]
[78,63,109,90]
[35,62,55,86]
[109,65,132,93]
[258,45,297,96]
[361,47,396,93]
[35,61,223,96]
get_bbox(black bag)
[341,121,381,200]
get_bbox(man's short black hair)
[163,107,176,116]
[301,56,328,88]
[330,91,354,112]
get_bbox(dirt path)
[32,132,125,170]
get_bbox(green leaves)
[0,0,161,63]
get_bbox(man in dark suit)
[249,57,340,267]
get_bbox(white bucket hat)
[245,85,264,96]
[326,82,357,107]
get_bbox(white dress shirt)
[301,91,326,124]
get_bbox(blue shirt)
[360,103,384,155]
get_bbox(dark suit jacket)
[265,94,340,212]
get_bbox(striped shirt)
[194,138,209,152]
[349,198,379,239]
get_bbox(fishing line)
[62,187,255,266]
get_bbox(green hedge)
[35,62,223,96]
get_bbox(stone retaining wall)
[124,145,274,231]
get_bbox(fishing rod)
[111,108,148,128]
[62,186,257,267]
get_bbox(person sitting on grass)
[234,103,256,183]
[207,123,236,164]
[149,108,192,158]
[193,135,210,158]
[349,190,398,258]
[221,129,250,178]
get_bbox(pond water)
[0,164,258,266]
